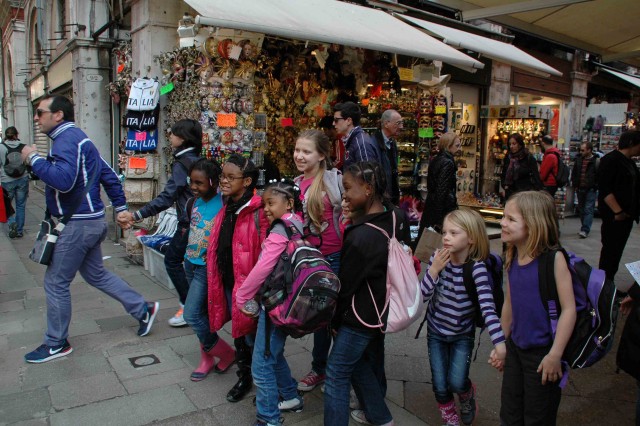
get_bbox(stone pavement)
[0,186,638,426]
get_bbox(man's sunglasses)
[36,109,55,117]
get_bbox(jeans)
[43,219,146,346]
[576,188,597,234]
[165,222,190,304]
[500,338,561,426]
[253,309,299,424]
[324,326,391,426]
[599,217,634,281]
[311,251,340,375]
[427,329,474,404]
[183,260,219,349]
[2,176,29,234]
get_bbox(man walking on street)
[571,142,598,238]
[333,102,380,170]
[21,96,159,363]
[539,135,560,196]
[371,109,401,205]
[0,126,29,238]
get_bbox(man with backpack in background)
[571,142,599,239]
[539,135,565,197]
[0,126,29,238]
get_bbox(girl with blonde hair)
[421,208,505,426]
[293,129,344,391]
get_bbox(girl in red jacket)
[206,154,269,403]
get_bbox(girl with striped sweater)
[421,208,506,426]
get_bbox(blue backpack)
[538,249,619,369]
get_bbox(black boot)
[226,337,253,402]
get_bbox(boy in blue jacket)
[21,96,159,363]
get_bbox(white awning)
[600,67,640,90]
[185,0,485,72]
[396,14,562,77]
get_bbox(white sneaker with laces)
[168,304,187,327]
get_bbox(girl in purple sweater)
[422,208,505,426]
[496,191,576,425]
[237,180,304,426]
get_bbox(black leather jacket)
[421,151,457,231]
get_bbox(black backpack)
[539,249,619,369]
[462,252,505,328]
[2,142,26,178]
[551,151,570,187]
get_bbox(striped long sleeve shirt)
[421,258,505,346]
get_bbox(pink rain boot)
[190,345,216,381]
[210,338,236,373]
[438,400,461,426]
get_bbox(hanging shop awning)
[185,0,485,72]
[396,14,562,78]
[599,67,640,90]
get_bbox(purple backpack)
[539,249,619,369]
[261,218,340,338]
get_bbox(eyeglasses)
[220,174,244,183]
[36,109,54,117]
[333,117,345,123]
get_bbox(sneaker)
[168,304,187,327]
[25,340,73,363]
[16,232,23,238]
[578,231,588,238]
[459,383,477,425]
[138,301,159,336]
[278,396,303,413]
[350,410,372,425]
[297,370,325,392]
[8,222,18,239]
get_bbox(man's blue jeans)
[252,309,299,424]
[427,329,474,404]
[183,260,219,349]
[324,325,391,426]
[164,223,190,304]
[44,219,146,346]
[2,176,29,234]
[577,188,597,234]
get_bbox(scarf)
[216,190,255,291]
[504,148,528,187]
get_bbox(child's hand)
[430,248,450,276]
[620,295,634,315]
[537,353,562,385]
[238,306,255,317]
[488,343,506,372]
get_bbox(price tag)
[135,131,147,141]
[160,82,174,95]
[218,113,237,128]
[419,128,434,138]
[128,157,148,169]
[435,105,447,114]
[280,118,294,127]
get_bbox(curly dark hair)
[344,161,388,204]
[189,158,222,186]
[225,154,259,191]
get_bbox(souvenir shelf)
[451,103,479,197]
[599,124,624,155]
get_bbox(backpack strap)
[462,261,479,314]
[186,197,195,221]
[538,249,570,337]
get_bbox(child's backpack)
[261,218,340,339]
[354,210,423,333]
[1,142,26,178]
[539,249,619,369]
[462,252,505,328]
[551,152,570,187]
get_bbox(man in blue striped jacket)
[20,96,159,363]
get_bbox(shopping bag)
[0,186,13,222]
[414,227,442,264]
[29,218,61,265]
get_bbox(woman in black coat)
[500,133,542,200]
[419,132,460,235]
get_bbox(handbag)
[29,168,98,265]
[414,227,443,264]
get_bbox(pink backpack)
[352,211,423,333]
